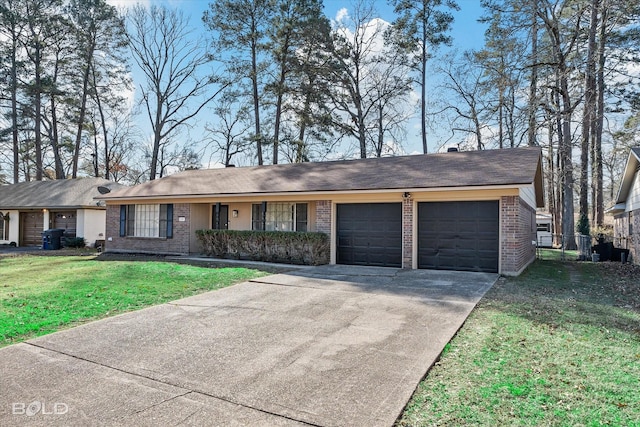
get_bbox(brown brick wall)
[105,203,191,255]
[402,198,413,269]
[315,200,331,235]
[614,210,639,265]
[501,196,536,275]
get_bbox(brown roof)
[102,147,543,202]
[0,178,125,209]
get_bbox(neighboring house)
[610,147,640,264]
[0,178,124,247]
[536,212,554,248]
[99,147,544,276]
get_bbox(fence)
[536,233,590,261]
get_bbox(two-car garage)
[336,201,500,273]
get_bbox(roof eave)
[100,183,534,203]
[615,149,640,204]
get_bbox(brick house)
[98,147,544,276]
[610,147,640,264]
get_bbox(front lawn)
[399,251,640,426]
[0,254,267,347]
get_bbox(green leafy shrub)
[196,230,330,265]
[63,237,86,248]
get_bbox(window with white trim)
[252,203,308,232]
[120,204,173,238]
[0,213,7,240]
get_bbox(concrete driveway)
[0,265,497,426]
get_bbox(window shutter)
[166,204,173,239]
[119,205,126,237]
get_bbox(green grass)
[0,255,267,346]
[399,253,640,426]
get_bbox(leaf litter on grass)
[398,257,640,427]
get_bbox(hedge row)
[195,229,330,266]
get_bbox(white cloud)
[335,8,349,24]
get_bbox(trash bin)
[42,229,65,250]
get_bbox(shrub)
[64,237,86,248]
[195,230,330,265]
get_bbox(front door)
[212,205,229,229]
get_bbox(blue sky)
[109,0,489,162]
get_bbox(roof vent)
[97,186,111,194]
[447,147,459,152]
[226,164,236,168]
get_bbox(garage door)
[337,203,402,267]
[418,201,499,273]
[20,211,44,246]
[52,211,77,237]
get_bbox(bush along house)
[97,146,544,276]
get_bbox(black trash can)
[42,229,65,250]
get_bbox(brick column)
[501,196,536,275]
[315,200,331,235]
[402,197,414,269]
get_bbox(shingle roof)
[0,178,125,209]
[101,147,543,202]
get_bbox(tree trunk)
[560,72,577,250]
[92,63,110,180]
[149,96,163,180]
[49,95,65,179]
[72,44,95,178]
[527,0,538,147]
[10,19,20,183]
[420,17,428,154]
[579,0,599,232]
[594,4,607,227]
[498,90,504,149]
[251,33,263,165]
[34,42,43,181]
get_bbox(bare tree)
[205,92,253,167]
[437,52,489,150]
[330,0,413,158]
[127,4,224,180]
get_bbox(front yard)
[0,253,267,347]
[399,251,640,426]
[2,251,638,425]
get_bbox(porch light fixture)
[403,192,411,199]
[232,210,239,218]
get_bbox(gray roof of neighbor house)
[615,147,640,205]
[101,147,544,206]
[0,178,125,210]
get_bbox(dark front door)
[418,201,499,273]
[212,204,229,229]
[336,203,402,268]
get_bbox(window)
[120,204,173,238]
[537,223,550,232]
[252,202,308,232]
[0,213,7,241]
